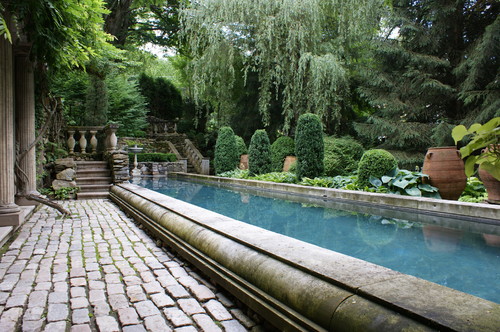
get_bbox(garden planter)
[479,168,500,204]
[422,147,466,200]
[282,156,297,172]
[239,154,249,170]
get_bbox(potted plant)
[452,117,500,203]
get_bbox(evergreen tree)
[138,73,183,120]
[214,127,239,174]
[248,130,272,175]
[84,75,109,126]
[295,113,324,179]
[356,0,499,150]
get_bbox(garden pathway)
[0,199,261,332]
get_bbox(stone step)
[78,184,112,193]
[76,177,112,185]
[76,192,109,200]
[76,169,111,177]
[76,161,108,169]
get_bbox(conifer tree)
[356,0,499,150]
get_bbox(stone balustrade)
[183,139,210,175]
[66,124,119,156]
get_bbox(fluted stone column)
[15,51,39,205]
[0,35,21,225]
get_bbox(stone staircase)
[75,161,112,199]
[167,135,198,173]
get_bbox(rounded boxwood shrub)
[248,129,272,175]
[324,136,364,176]
[295,113,324,179]
[357,149,398,187]
[271,136,295,172]
[235,135,248,156]
[214,126,239,175]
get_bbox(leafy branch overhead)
[452,117,500,180]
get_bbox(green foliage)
[323,136,364,176]
[84,75,108,126]
[235,136,247,156]
[182,0,383,133]
[218,169,250,179]
[452,117,500,180]
[106,74,148,136]
[459,177,488,203]
[271,136,295,172]
[214,127,239,175]
[295,113,324,179]
[248,130,272,175]
[130,153,177,163]
[44,142,68,163]
[356,1,500,150]
[5,0,115,69]
[125,141,144,148]
[357,149,398,187]
[252,172,297,184]
[368,168,441,198]
[40,186,79,200]
[138,73,183,120]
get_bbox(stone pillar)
[15,51,39,205]
[0,36,21,225]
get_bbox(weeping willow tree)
[181,0,384,133]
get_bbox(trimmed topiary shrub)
[214,126,239,175]
[248,129,272,175]
[271,136,295,172]
[357,149,398,187]
[295,113,324,179]
[324,136,364,176]
[235,135,248,156]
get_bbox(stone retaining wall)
[110,183,500,331]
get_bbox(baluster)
[105,125,118,152]
[67,130,76,154]
[79,130,88,154]
[89,130,98,153]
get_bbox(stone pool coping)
[111,181,500,331]
[174,173,500,224]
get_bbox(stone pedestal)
[0,36,21,225]
[15,52,39,206]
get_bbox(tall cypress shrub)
[295,113,324,178]
[271,136,295,172]
[214,127,239,175]
[248,130,272,175]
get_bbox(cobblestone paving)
[0,200,262,332]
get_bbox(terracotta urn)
[478,145,500,204]
[422,147,466,200]
[239,154,249,170]
[282,156,297,172]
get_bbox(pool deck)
[0,199,259,332]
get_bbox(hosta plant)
[368,168,441,198]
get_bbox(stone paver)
[0,200,259,331]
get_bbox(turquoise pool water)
[137,177,500,303]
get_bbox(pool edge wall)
[111,183,500,332]
[175,173,500,223]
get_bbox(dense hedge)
[357,149,398,187]
[295,113,324,179]
[248,129,272,175]
[271,136,295,172]
[129,153,177,163]
[324,137,364,176]
[214,126,239,174]
[235,135,248,156]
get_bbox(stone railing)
[66,124,119,156]
[183,139,210,175]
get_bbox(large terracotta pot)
[239,154,249,170]
[282,156,297,172]
[422,146,466,200]
[479,168,500,204]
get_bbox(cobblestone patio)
[0,200,262,331]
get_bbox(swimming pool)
[135,177,500,304]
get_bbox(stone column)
[0,35,21,225]
[15,51,39,205]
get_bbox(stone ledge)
[174,173,500,224]
[111,183,500,331]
